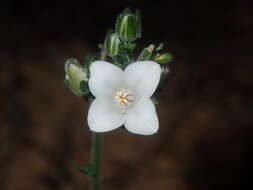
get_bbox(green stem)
[89,45,104,190]
[90,132,102,190]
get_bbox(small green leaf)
[77,163,96,177]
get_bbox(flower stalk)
[88,45,106,190]
[90,132,102,190]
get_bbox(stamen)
[115,90,135,107]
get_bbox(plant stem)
[89,44,105,190]
[90,132,102,190]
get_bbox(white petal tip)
[125,126,159,135]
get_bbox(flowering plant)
[64,8,172,190]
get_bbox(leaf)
[77,163,96,177]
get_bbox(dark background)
[0,0,253,189]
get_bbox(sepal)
[151,97,159,105]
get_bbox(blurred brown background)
[0,0,252,189]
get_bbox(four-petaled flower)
[88,61,161,135]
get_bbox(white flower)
[87,61,161,135]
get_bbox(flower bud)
[153,52,173,64]
[104,30,121,57]
[115,8,140,41]
[64,58,88,96]
[137,44,155,61]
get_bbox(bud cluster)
[64,8,173,99]
[104,8,141,65]
[104,9,173,68]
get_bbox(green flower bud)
[153,52,173,64]
[104,30,121,57]
[115,8,140,41]
[64,58,89,96]
[137,44,155,61]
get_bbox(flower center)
[115,89,135,108]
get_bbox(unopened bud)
[64,58,88,96]
[153,52,173,64]
[115,8,140,41]
[104,30,121,57]
[137,44,155,61]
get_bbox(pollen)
[115,90,135,107]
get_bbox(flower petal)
[89,61,124,98]
[88,98,125,132]
[124,61,161,98]
[125,98,159,135]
